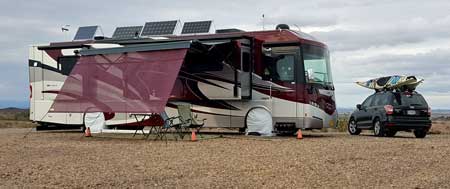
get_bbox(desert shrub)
[0,110,29,121]
[336,114,349,132]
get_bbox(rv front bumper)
[303,110,338,129]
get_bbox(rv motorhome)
[28,22,337,134]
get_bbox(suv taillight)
[428,107,431,116]
[384,105,394,115]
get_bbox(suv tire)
[348,118,361,135]
[373,118,385,137]
[414,129,427,138]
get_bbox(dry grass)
[0,120,37,128]
[0,108,36,128]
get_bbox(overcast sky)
[1,0,450,108]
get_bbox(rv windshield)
[302,44,333,85]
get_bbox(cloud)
[0,0,450,108]
[312,15,450,51]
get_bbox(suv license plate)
[407,110,416,115]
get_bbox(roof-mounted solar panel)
[112,26,143,39]
[140,20,179,37]
[181,20,212,34]
[73,26,100,40]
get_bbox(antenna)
[61,25,70,41]
[262,14,265,30]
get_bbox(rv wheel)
[245,107,273,136]
[83,112,105,133]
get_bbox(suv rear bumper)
[385,116,432,130]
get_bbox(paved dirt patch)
[1,128,449,188]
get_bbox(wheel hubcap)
[349,121,357,133]
[374,122,380,135]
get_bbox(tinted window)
[393,93,428,107]
[362,95,374,107]
[371,94,381,106]
[242,52,250,72]
[380,94,390,105]
[263,54,295,81]
[372,93,390,106]
[276,55,295,81]
[58,56,78,75]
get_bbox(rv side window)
[276,55,295,81]
[58,56,79,75]
[242,52,250,72]
[262,54,295,81]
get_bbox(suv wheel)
[413,129,427,138]
[386,130,397,137]
[348,118,361,135]
[373,119,385,137]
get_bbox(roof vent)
[215,28,244,34]
[275,24,290,30]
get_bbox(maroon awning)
[50,47,188,113]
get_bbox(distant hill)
[433,109,450,114]
[0,107,29,121]
[0,107,28,113]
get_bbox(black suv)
[348,90,432,138]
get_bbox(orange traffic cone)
[297,129,303,139]
[191,131,197,142]
[85,127,92,137]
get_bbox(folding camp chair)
[155,111,184,141]
[176,104,206,137]
[131,114,152,138]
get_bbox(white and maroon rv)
[28,22,337,134]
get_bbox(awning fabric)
[50,42,189,113]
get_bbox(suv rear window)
[393,93,428,107]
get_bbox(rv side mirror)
[262,47,272,56]
[356,104,362,110]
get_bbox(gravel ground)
[1,128,450,188]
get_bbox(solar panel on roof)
[140,20,178,36]
[73,26,99,40]
[181,21,212,34]
[112,26,143,39]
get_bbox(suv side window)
[380,93,391,105]
[371,93,388,106]
[371,94,380,106]
[362,95,374,108]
